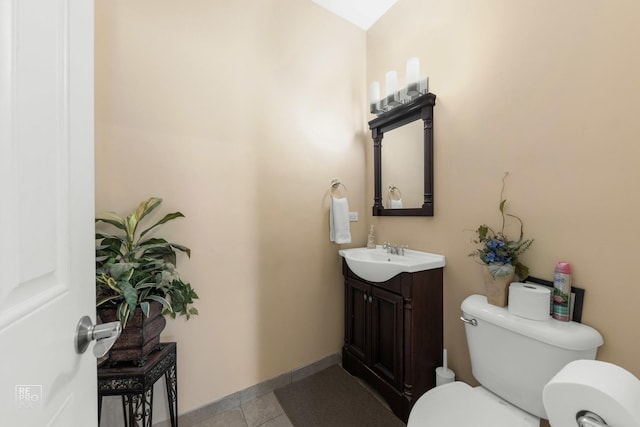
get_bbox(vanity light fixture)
[369,57,429,115]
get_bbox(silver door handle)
[460,316,478,326]
[75,316,122,358]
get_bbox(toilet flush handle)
[459,316,477,326]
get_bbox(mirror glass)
[370,92,435,217]
[381,120,424,209]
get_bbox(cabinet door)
[345,279,369,363]
[370,286,404,389]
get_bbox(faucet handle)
[399,244,409,255]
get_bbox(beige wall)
[95,0,366,415]
[96,0,640,420]
[367,0,640,385]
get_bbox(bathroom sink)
[338,246,445,283]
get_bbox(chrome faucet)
[383,242,408,255]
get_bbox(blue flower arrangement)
[470,173,534,279]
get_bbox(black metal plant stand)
[98,342,178,427]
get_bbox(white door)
[0,0,97,426]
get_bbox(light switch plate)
[349,212,358,222]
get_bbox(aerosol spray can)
[552,262,572,321]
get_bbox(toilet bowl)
[408,382,538,427]
[410,361,640,427]
[543,359,640,427]
[407,294,604,426]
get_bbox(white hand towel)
[389,199,403,209]
[330,197,351,244]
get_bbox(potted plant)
[95,197,198,364]
[469,173,534,306]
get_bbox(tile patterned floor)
[192,392,293,427]
[190,371,395,427]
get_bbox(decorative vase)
[482,265,515,307]
[97,300,166,366]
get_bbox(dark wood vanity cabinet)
[342,261,443,422]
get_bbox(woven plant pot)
[97,300,166,366]
[482,265,515,307]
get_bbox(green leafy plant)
[469,173,534,279]
[95,197,198,327]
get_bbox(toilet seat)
[407,382,539,427]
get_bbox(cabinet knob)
[364,293,367,301]
[368,296,373,303]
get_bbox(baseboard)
[153,352,341,427]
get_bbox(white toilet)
[407,294,604,426]
[543,359,640,426]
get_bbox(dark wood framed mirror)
[369,93,436,216]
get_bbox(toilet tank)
[461,294,603,419]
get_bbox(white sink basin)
[338,246,445,283]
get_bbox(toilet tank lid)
[461,295,604,351]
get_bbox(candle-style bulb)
[406,57,420,96]
[369,81,380,104]
[385,71,400,107]
[406,57,420,85]
[369,81,381,114]
[385,71,398,97]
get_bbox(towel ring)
[330,179,347,193]
[388,185,402,201]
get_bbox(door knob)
[75,316,122,358]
